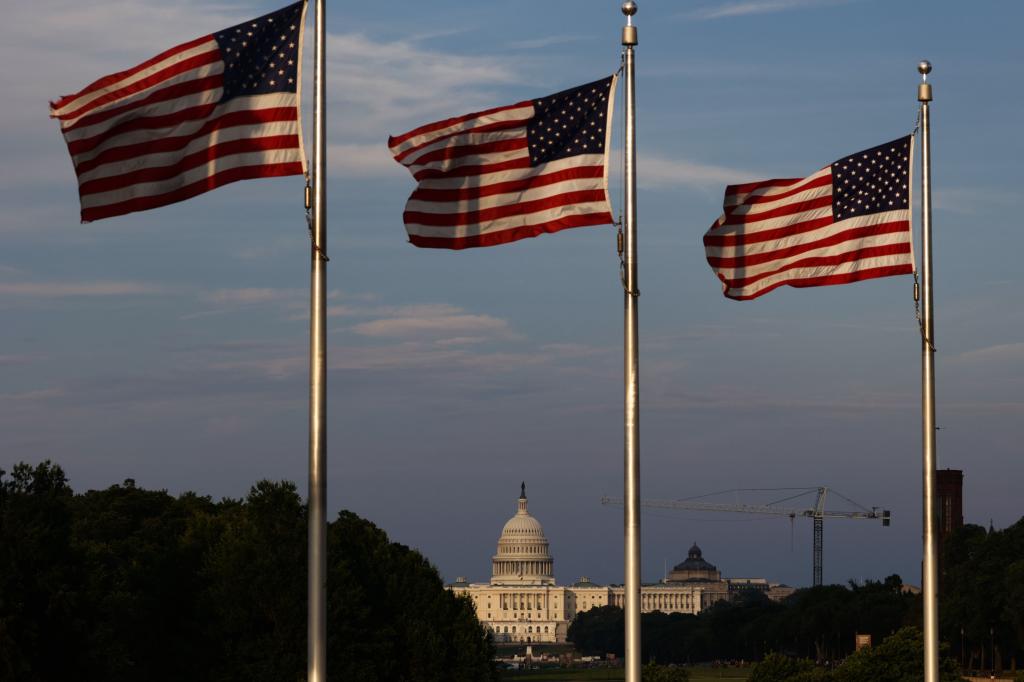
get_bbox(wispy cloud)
[201,287,299,305]
[640,155,758,190]
[953,342,1024,364]
[352,312,511,339]
[328,143,405,179]
[0,387,67,403]
[0,355,35,367]
[506,35,589,50]
[0,281,168,297]
[933,186,1017,215]
[686,0,848,21]
[325,32,521,142]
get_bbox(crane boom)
[600,487,890,586]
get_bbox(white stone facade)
[448,485,733,645]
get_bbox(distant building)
[936,468,964,589]
[937,469,964,538]
[449,484,792,644]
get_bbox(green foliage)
[568,605,625,658]
[747,629,965,682]
[642,661,691,682]
[749,652,814,682]
[569,577,917,665]
[0,462,497,682]
[328,510,496,682]
[830,627,963,682]
[0,461,79,682]
[941,520,1024,671]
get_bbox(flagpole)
[917,59,939,682]
[620,3,641,682]
[308,0,327,680]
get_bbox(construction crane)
[601,487,890,587]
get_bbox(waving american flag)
[50,2,307,222]
[388,76,617,249]
[704,136,915,300]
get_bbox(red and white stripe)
[703,155,914,301]
[50,29,304,222]
[387,84,616,249]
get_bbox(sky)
[2,0,1022,590]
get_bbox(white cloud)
[353,313,510,339]
[323,32,521,142]
[328,143,406,179]
[953,343,1024,364]
[209,354,307,380]
[687,0,848,21]
[933,186,1017,215]
[0,387,67,403]
[202,287,298,305]
[506,35,589,50]
[0,281,168,297]
[434,336,487,347]
[640,155,757,190]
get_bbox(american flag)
[388,76,617,249]
[704,136,915,301]
[50,2,307,223]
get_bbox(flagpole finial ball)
[622,1,637,17]
[918,60,932,75]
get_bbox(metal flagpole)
[917,59,939,682]
[620,3,641,682]
[308,0,327,680]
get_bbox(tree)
[0,461,83,682]
[830,627,963,682]
[568,605,625,657]
[327,510,497,682]
[941,519,1024,671]
[203,480,307,682]
[0,463,500,682]
[750,652,815,682]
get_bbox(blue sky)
[2,0,1022,588]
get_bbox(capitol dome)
[491,483,555,585]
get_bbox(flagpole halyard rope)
[305,176,329,261]
[911,105,929,349]
[912,272,934,351]
[618,51,637,298]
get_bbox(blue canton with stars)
[831,136,912,221]
[526,76,614,167]
[215,1,303,102]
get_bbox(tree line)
[569,576,920,665]
[0,461,498,682]
[570,516,1024,674]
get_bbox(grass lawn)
[500,666,752,681]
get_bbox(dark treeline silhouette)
[0,461,497,682]
[570,577,918,664]
[941,518,1024,674]
[571,515,1024,674]
[748,628,965,682]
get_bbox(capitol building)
[449,484,793,644]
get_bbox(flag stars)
[217,3,301,99]
[832,136,912,220]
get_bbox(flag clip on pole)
[308,0,327,681]
[620,3,641,682]
[917,59,939,682]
